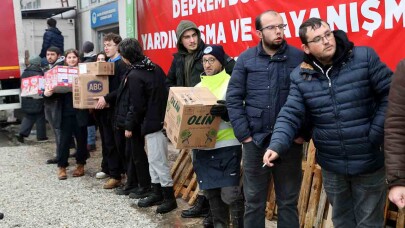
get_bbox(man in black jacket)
[16,56,47,143]
[39,18,64,59]
[95,33,128,189]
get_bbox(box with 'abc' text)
[73,74,109,109]
[78,62,114,75]
[164,87,221,149]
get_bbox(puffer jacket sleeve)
[384,59,405,187]
[40,31,51,58]
[268,73,306,157]
[367,48,393,146]
[226,55,251,142]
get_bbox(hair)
[96,51,108,61]
[103,33,122,45]
[47,46,62,55]
[299,18,330,44]
[47,18,56,27]
[255,10,279,31]
[118,38,144,64]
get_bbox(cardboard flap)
[170,87,218,106]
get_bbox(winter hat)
[29,55,42,66]
[203,45,225,66]
[176,20,200,45]
[82,41,94,53]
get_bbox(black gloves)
[210,100,230,122]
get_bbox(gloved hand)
[210,100,230,122]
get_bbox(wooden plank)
[266,179,276,220]
[323,204,333,228]
[188,184,200,205]
[171,149,187,175]
[182,173,197,200]
[304,168,322,228]
[314,186,327,228]
[383,196,390,225]
[299,140,316,226]
[396,208,405,228]
[174,160,194,196]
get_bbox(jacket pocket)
[246,106,263,133]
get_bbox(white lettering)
[327,4,347,31]
[385,0,405,29]
[361,0,382,37]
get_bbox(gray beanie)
[176,20,200,45]
[29,55,42,66]
[82,41,94,53]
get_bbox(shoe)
[58,167,67,180]
[0,212,3,220]
[103,178,121,189]
[87,144,96,152]
[128,186,152,199]
[16,134,24,143]
[115,185,138,195]
[72,164,85,177]
[156,186,178,214]
[203,210,214,228]
[37,137,49,142]
[69,152,76,158]
[46,157,58,164]
[96,172,109,179]
[138,183,163,207]
[181,195,210,218]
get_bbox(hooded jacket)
[39,27,64,58]
[268,30,392,175]
[166,20,235,87]
[384,59,405,187]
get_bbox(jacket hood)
[130,56,155,71]
[176,20,201,53]
[25,65,43,72]
[46,27,62,35]
[303,30,354,73]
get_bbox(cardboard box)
[73,74,109,109]
[44,66,77,93]
[20,75,44,99]
[78,62,114,75]
[164,87,221,149]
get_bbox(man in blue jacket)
[264,18,392,227]
[39,18,64,59]
[227,10,305,228]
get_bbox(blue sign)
[91,2,118,28]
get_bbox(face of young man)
[104,40,119,59]
[202,54,222,76]
[46,51,59,64]
[256,12,285,52]
[181,29,199,53]
[302,22,337,65]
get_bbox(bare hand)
[95,96,107,109]
[125,130,132,138]
[389,186,405,209]
[263,149,279,167]
[243,137,253,144]
[294,137,305,144]
[44,85,54,97]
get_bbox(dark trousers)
[95,112,109,174]
[95,109,123,179]
[243,142,303,228]
[19,111,47,139]
[58,115,88,168]
[114,128,137,186]
[127,130,151,188]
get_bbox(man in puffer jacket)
[385,59,405,209]
[16,56,47,143]
[39,18,64,58]
[263,18,392,227]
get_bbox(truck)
[0,0,25,124]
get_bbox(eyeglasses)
[259,24,287,31]
[104,44,116,48]
[307,31,334,44]
[202,58,217,65]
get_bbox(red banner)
[137,0,405,72]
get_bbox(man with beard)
[226,10,306,227]
[263,18,392,227]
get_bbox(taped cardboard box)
[44,66,76,93]
[73,74,109,109]
[78,62,114,75]
[164,87,221,149]
[21,75,44,99]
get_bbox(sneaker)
[96,172,109,179]
[103,178,121,189]
[15,134,24,143]
[37,137,49,142]
[46,157,58,164]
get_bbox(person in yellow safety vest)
[192,45,244,228]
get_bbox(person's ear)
[302,43,310,55]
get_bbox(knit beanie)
[82,41,94,53]
[176,20,200,47]
[29,55,42,66]
[203,45,225,66]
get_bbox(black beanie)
[203,45,225,66]
[82,41,94,53]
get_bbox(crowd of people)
[10,10,405,228]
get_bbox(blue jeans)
[322,167,386,228]
[87,125,96,146]
[243,141,303,228]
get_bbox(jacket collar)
[257,40,288,61]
